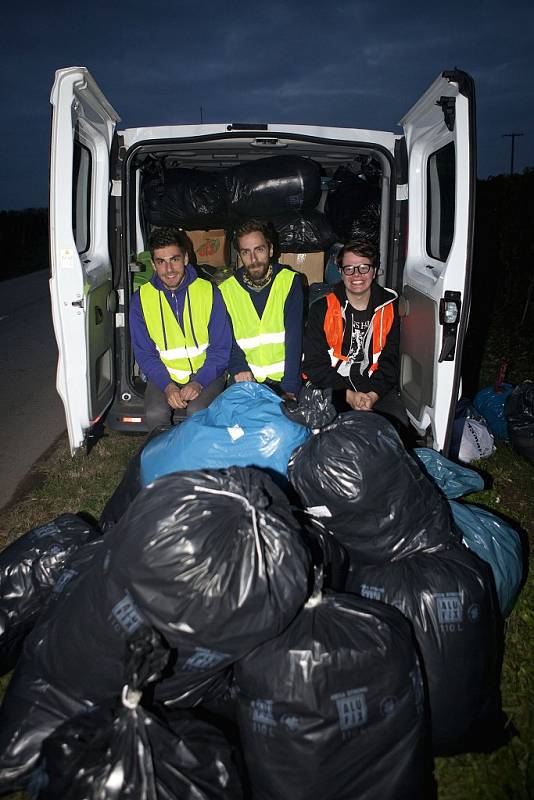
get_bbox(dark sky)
[2,0,533,210]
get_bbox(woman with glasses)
[303,239,406,425]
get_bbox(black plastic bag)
[0,514,100,675]
[31,628,245,800]
[226,155,322,217]
[274,210,336,252]
[0,540,115,792]
[0,468,311,789]
[281,382,336,430]
[141,167,227,229]
[504,381,534,463]
[109,467,312,656]
[347,541,506,756]
[99,425,169,532]
[235,572,427,800]
[325,164,381,242]
[288,412,453,564]
[347,201,381,243]
[293,516,350,593]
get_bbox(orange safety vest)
[323,293,395,376]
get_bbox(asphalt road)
[0,270,66,510]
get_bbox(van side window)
[72,140,92,254]
[426,141,455,262]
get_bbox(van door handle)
[438,332,456,362]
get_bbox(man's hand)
[180,380,203,402]
[164,382,187,409]
[234,371,255,383]
[282,391,297,401]
[345,389,379,411]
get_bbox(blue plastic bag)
[140,383,310,486]
[449,501,523,618]
[473,384,513,440]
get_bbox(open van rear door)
[49,67,120,453]
[399,70,476,454]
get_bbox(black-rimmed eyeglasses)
[340,263,374,276]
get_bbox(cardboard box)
[186,229,230,268]
[280,252,325,286]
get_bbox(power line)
[502,132,524,175]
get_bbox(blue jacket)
[129,265,232,392]
[227,263,304,395]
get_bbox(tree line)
[0,208,48,280]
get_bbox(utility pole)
[200,105,203,124]
[502,132,523,175]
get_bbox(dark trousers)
[144,375,226,432]
[332,387,415,445]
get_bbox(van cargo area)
[106,138,398,434]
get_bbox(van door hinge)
[111,180,122,197]
[436,96,455,131]
[396,183,408,201]
[115,312,125,328]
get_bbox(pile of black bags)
[288,412,507,756]
[0,468,311,791]
[0,409,516,797]
[141,155,338,253]
[0,513,100,674]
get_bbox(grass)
[0,429,533,799]
[434,443,534,800]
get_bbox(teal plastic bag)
[412,448,523,617]
[412,447,484,498]
[140,383,310,486]
[449,501,523,618]
[474,384,513,440]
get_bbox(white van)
[49,66,475,456]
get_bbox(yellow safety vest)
[220,269,295,382]
[140,279,213,384]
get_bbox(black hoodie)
[302,281,399,399]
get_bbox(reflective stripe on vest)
[140,279,213,384]
[323,293,394,376]
[220,269,295,382]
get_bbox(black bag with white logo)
[235,572,428,800]
[288,412,453,564]
[346,541,506,755]
[32,629,245,800]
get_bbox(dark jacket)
[303,281,399,399]
[129,265,232,392]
